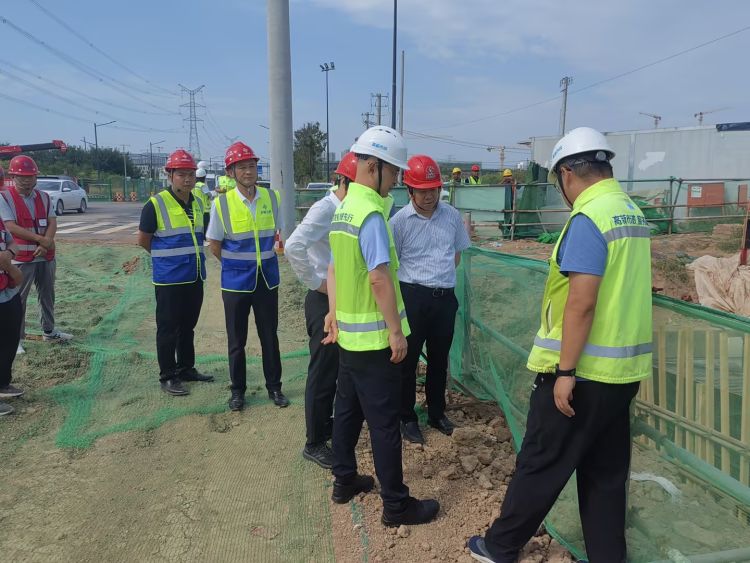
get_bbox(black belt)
[401,282,454,298]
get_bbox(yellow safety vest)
[329,182,410,351]
[526,178,653,383]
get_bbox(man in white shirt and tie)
[286,153,357,469]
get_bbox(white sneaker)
[16,343,25,355]
[43,330,73,342]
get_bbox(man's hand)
[317,280,328,295]
[33,245,48,258]
[322,312,338,345]
[553,376,576,417]
[388,330,407,364]
[38,236,55,251]
[0,251,12,270]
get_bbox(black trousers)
[304,290,338,446]
[0,294,22,388]
[222,282,282,394]
[155,280,203,380]
[484,374,639,563]
[400,282,458,423]
[332,347,410,512]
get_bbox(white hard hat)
[548,127,615,183]
[350,126,410,170]
[196,160,208,170]
[196,168,207,178]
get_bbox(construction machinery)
[1,140,68,188]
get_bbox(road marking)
[56,222,113,233]
[98,222,140,234]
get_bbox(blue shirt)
[557,214,607,277]
[330,211,391,272]
[390,201,471,288]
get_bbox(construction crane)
[639,112,662,129]
[1,140,68,188]
[694,107,729,125]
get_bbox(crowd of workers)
[0,124,652,562]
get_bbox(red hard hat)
[165,149,197,171]
[225,142,259,167]
[334,152,358,181]
[9,155,39,176]
[471,164,480,172]
[404,154,443,190]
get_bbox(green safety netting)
[450,247,750,563]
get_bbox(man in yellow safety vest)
[469,127,652,563]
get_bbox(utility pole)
[267,0,295,238]
[149,139,165,184]
[179,84,205,158]
[390,0,397,129]
[94,120,116,180]
[559,76,573,135]
[119,144,130,191]
[500,146,506,170]
[362,112,373,129]
[374,93,383,126]
[320,62,335,183]
[398,50,405,134]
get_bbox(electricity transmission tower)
[179,84,205,158]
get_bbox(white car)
[36,177,88,215]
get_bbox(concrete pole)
[267,0,296,238]
[398,50,405,135]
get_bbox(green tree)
[293,122,327,185]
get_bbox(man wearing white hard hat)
[323,126,440,527]
[469,127,652,563]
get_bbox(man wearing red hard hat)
[390,154,471,445]
[465,164,481,185]
[138,149,213,397]
[206,141,287,412]
[286,152,356,469]
[0,155,71,355]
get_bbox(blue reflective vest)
[215,186,281,292]
[150,190,206,285]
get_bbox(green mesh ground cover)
[451,247,750,563]
[11,244,335,562]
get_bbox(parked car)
[305,182,333,190]
[36,176,88,215]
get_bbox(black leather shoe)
[302,443,334,470]
[428,415,456,436]
[401,421,425,445]
[161,378,189,396]
[179,368,214,382]
[382,497,440,527]
[269,390,289,408]
[331,474,375,504]
[229,391,245,411]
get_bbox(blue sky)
[2,0,749,170]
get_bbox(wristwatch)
[555,364,576,378]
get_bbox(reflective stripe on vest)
[1,188,55,263]
[329,182,410,351]
[216,186,280,293]
[150,191,205,285]
[525,178,653,384]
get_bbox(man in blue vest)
[468,128,652,563]
[206,142,288,411]
[138,149,213,396]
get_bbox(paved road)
[55,201,143,241]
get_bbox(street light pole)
[320,62,335,182]
[93,120,116,180]
[391,0,397,129]
[149,139,165,186]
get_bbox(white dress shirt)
[286,191,342,291]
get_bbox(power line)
[0,66,177,131]
[0,16,176,114]
[25,0,177,98]
[0,58,174,116]
[420,23,750,131]
[405,130,530,152]
[0,91,180,133]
